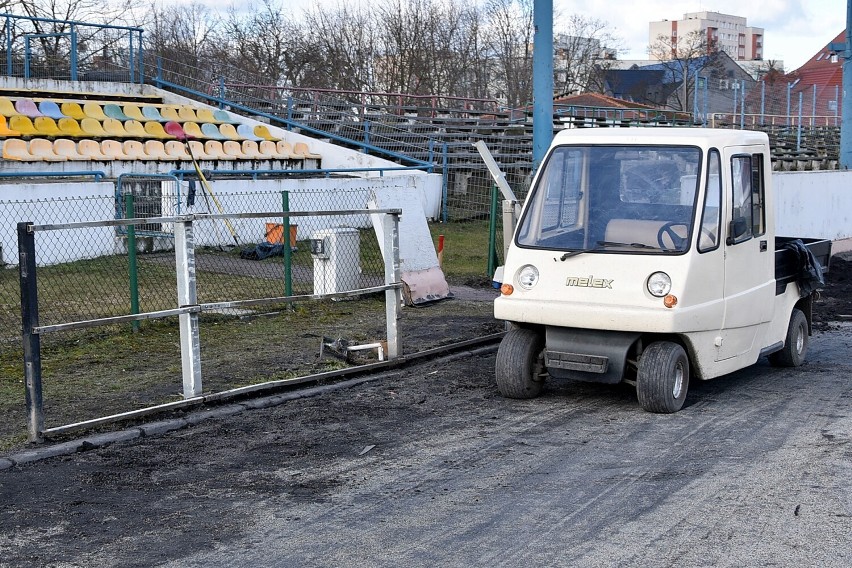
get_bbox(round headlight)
[647,272,672,297]
[517,265,539,290]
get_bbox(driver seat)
[604,219,686,249]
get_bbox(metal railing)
[17,208,402,442]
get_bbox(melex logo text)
[566,276,613,289]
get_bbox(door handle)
[760,240,767,252]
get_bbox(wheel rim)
[672,361,684,399]
[795,322,806,354]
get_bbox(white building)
[649,11,764,61]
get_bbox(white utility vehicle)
[494,128,830,413]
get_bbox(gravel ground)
[0,261,849,567]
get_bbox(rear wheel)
[495,328,546,399]
[769,308,809,367]
[637,341,689,413]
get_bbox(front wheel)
[637,341,690,413]
[495,328,546,399]
[769,308,809,367]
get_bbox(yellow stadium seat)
[103,118,128,137]
[2,139,37,160]
[187,140,213,160]
[101,139,129,160]
[144,140,177,161]
[81,118,108,137]
[124,120,146,138]
[123,140,154,161]
[293,141,322,159]
[253,124,278,141]
[144,121,172,139]
[9,115,38,136]
[242,140,273,159]
[165,140,192,160]
[182,122,204,139]
[275,140,298,158]
[54,138,90,160]
[203,140,235,160]
[0,116,21,137]
[83,102,108,120]
[195,108,218,124]
[58,118,85,137]
[178,106,198,122]
[222,140,246,159]
[34,116,62,137]
[29,138,67,161]
[78,139,109,160]
[122,104,147,122]
[0,97,17,117]
[60,102,87,120]
[159,106,181,122]
[218,123,242,139]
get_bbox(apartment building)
[649,11,764,61]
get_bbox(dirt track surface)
[1,262,851,567]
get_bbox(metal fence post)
[487,185,499,277]
[441,142,449,223]
[383,212,401,359]
[175,217,202,398]
[18,222,44,443]
[281,190,293,297]
[125,193,140,332]
[797,92,803,151]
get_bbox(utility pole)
[532,0,553,172]
[842,0,852,168]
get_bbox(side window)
[698,149,722,252]
[729,155,753,244]
[751,153,766,236]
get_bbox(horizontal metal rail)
[27,208,401,232]
[1,12,143,32]
[168,166,428,180]
[0,171,107,181]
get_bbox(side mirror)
[726,216,749,245]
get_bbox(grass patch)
[428,220,493,282]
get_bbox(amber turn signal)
[500,283,514,296]
[663,294,678,308]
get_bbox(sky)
[164,0,848,72]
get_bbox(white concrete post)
[383,212,402,359]
[174,218,202,398]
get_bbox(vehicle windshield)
[516,145,702,255]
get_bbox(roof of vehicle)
[552,127,769,149]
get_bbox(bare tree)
[648,29,719,111]
[552,15,619,96]
[484,0,534,109]
[144,2,222,86]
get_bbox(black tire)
[637,341,689,413]
[495,328,546,399]
[768,308,809,367]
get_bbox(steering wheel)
[657,222,689,251]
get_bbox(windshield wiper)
[596,240,663,251]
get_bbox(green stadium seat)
[15,98,43,117]
[29,138,67,161]
[0,116,21,137]
[54,138,90,160]
[104,104,132,121]
[81,118,108,137]
[83,102,109,121]
[3,138,38,160]
[9,115,38,136]
[141,106,167,122]
[34,116,62,136]
[60,102,87,120]
[213,109,238,123]
[38,100,67,119]
[78,139,109,160]
[58,117,85,137]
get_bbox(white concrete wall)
[774,171,852,252]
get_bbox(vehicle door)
[717,146,774,361]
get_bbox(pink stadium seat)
[34,116,62,137]
[0,116,21,137]
[15,98,43,117]
[54,138,90,160]
[144,140,177,160]
[9,115,38,136]
[164,121,186,139]
[78,139,109,160]
[101,139,130,160]
[2,139,38,160]
[38,100,67,119]
[203,140,235,160]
